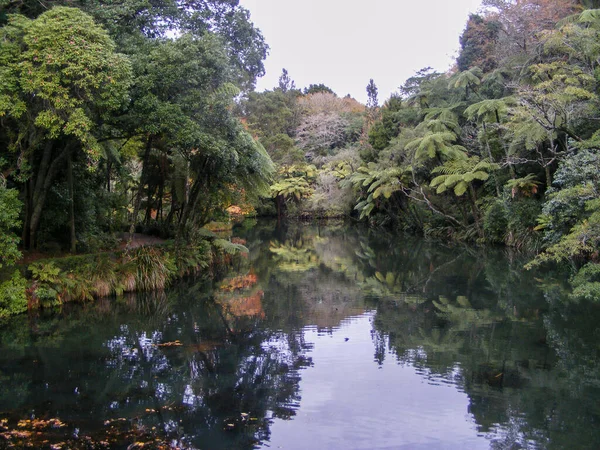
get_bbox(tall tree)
[0,7,132,248]
[366,79,379,109]
[278,68,296,93]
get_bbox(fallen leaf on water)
[157,341,183,347]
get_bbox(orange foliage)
[219,273,258,292]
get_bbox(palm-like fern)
[505,174,541,198]
[345,164,410,219]
[464,98,514,124]
[430,157,498,196]
[448,67,483,97]
[406,132,467,161]
[270,176,312,201]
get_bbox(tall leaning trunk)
[68,154,76,253]
[28,142,73,249]
[469,184,483,239]
[129,136,153,239]
[482,121,501,197]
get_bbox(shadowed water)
[1,220,600,449]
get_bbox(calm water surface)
[1,221,600,449]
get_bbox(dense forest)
[2,0,600,316]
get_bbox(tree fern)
[213,238,248,255]
[505,174,541,198]
[430,157,498,196]
[464,98,514,124]
[406,132,467,161]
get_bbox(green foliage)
[303,84,335,95]
[213,239,249,256]
[172,238,211,276]
[124,247,176,292]
[570,263,600,301]
[0,270,27,319]
[505,174,541,198]
[344,164,409,220]
[0,7,132,159]
[483,199,509,244]
[270,177,312,202]
[430,157,497,196]
[527,202,600,269]
[406,132,467,161]
[448,67,483,97]
[29,261,63,304]
[0,186,22,268]
[464,98,513,124]
[538,150,600,246]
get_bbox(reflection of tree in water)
[2,221,600,449]
[242,223,600,449]
[0,279,312,449]
[360,236,600,449]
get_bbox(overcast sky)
[239,0,484,103]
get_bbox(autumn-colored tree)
[482,0,580,60]
[457,14,501,72]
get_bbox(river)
[1,220,600,449]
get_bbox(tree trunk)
[68,154,76,253]
[106,160,112,193]
[129,136,153,239]
[22,178,32,249]
[469,184,483,238]
[28,142,73,249]
[483,121,501,197]
[545,165,552,189]
[178,178,203,236]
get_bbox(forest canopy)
[2,0,600,309]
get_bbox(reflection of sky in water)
[2,223,600,449]
[264,312,488,450]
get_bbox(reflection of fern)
[433,295,500,330]
[269,242,318,272]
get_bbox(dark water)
[1,221,600,449]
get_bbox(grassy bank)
[0,235,248,320]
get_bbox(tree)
[366,79,379,109]
[0,7,132,249]
[431,157,499,234]
[368,95,406,151]
[303,84,335,96]
[406,132,467,162]
[457,14,501,72]
[278,68,296,93]
[0,184,22,267]
[481,0,579,62]
[448,67,483,99]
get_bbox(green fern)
[431,157,498,196]
[213,238,249,255]
[406,132,467,161]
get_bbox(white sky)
[239,0,484,103]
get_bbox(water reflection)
[0,220,600,449]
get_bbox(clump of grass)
[123,246,177,292]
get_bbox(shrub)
[570,263,600,302]
[484,199,509,244]
[0,271,27,319]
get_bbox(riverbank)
[0,231,248,320]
